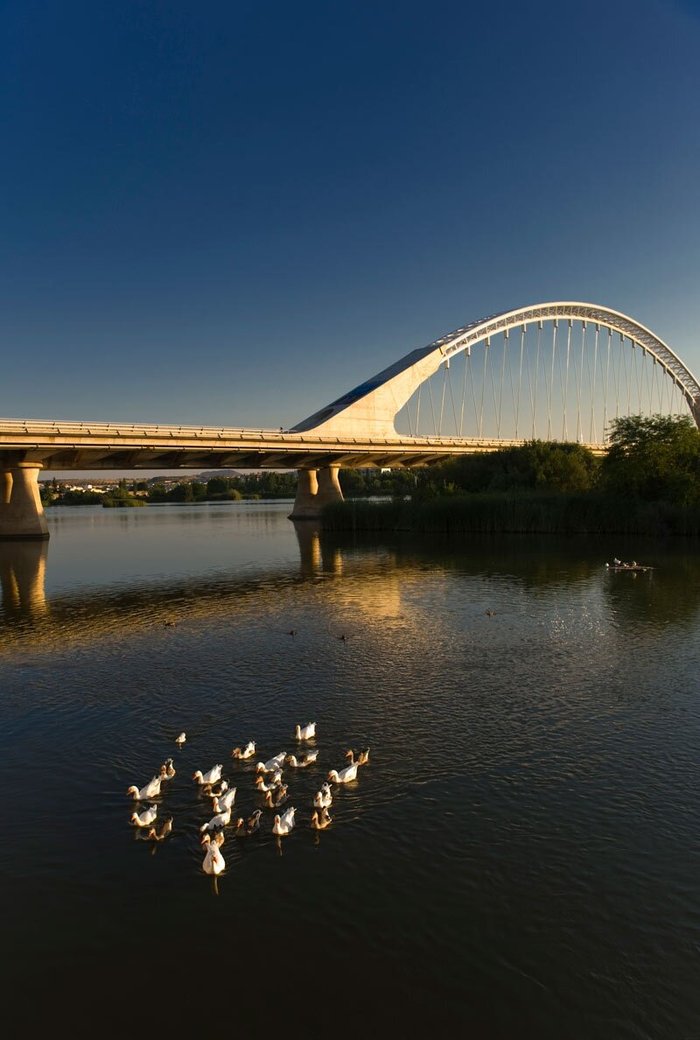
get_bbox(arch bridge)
[2,302,698,537]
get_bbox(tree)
[442,441,599,494]
[599,414,700,504]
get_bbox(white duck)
[130,804,158,828]
[175,732,186,746]
[200,806,232,833]
[212,787,237,814]
[313,783,333,809]
[285,750,318,768]
[295,722,316,741]
[202,840,225,876]
[327,762,358,784]
[193,764,223,786]
[126,776,162,800]
[256,752,286,774]
[231,741,256,760]
[255,772,282,793]
[272,806,296,836]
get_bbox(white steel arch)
[292,302,700,439]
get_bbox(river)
[0,501,698,1038]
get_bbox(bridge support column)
[316,466,344,509]
[288,466,344,520]
[289,469,319,519]
[0,464,49,540]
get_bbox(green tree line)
[323,415,700,536]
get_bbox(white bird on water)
[212,787,237,814]
[130,804,158,828]
[200,806,232,833]
[285,750,318,768]
[231,741,256,760]
[193,764,223,786]
[202,839,225,876]
[313,783,333,809]
[175,732,186,747]
[256,752,286,774]
[126,776,162,800]
[295,722,316,741]
[327,762,358,784]
[272,806,296,836]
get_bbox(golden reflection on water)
[0,521,414,653]
[0,540,49,619]
[3,516,700,657]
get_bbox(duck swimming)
[126,776,162,800]
[345,748,370,766]
[193,764,223,786]
[255,772,283,793]
[208,780,229,799]
[272,806,296,836]
[295,722,316,741]
[202,840,225,876]
[327,762,358,784]
[256,752,286,774]
[285,750,318,768]
[264,784,289,809]
[201,830,225,848]
[130,804,158,828]
[313,783,333,809]
[158,758,176,780]
[200,806,232,833]
[145,817,173,842]
[231,741,256,760]
[212,787,237,814]
[310,807,332,830]
[175,732,186,747]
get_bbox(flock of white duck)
[127,723,370,876]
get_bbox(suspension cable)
[515,325,525,438]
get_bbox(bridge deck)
[0,418,607,469]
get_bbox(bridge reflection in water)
[3,517,700,652]
[0,540,49,618]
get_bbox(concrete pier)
[289,466,344,520]
[0,464,49,540]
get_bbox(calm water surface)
[1,502,699,1038]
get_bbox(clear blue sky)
[3,0,700,429]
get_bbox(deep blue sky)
[3,0,700,428]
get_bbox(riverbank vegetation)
[323,415,700,536]
[41,468,414,507]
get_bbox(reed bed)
[322,494,700,537]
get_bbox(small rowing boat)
[605,562,653,572]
